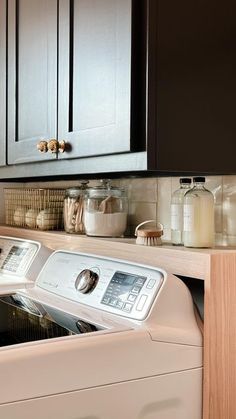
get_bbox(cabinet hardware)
[47,139,58,153]
[37,141,48,153]
[48,139,66,154]
[58,140,66,153]
[37,140,66,154]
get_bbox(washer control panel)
[36,251,165,320]
[0,237,39,277]
[101,271,147,313]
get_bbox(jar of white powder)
[84,180,128,237]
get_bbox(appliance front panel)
[36,251,166,320]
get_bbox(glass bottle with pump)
[183,177,214,248]
[171,178,192,245]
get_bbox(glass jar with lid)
[84,180,128,237]
[63,181,89,234]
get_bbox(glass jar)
[84,181,128,237]
[63,181,89,234]
[183,177,215,248]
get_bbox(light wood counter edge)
[0,226,212,279]
[203,252,236,419]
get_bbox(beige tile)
[222,175,236,188]
[222,175,236,240]
[205,176,222,203]
[205,176,223,234]
[129,202,157,227]
[157,178,172,240]
[120,177,158,203]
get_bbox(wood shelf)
[0,225,232,279]
[0,225,235,419]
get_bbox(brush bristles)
[136,236,162,246]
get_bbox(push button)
[123,303,133,313]
[102,296,110,305]
[146,279,156,289]
[135,278,145,286]
[136,295,148,311]
[110,298,118,307]
[131,286,141,295]
[116,300,124,309]
[128,294,137,302]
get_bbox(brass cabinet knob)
[37,141,48,153]
[48,139,66,154]
[37,139,66,154]
[58,140,66,153]
[47,139,58,153]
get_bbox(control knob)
[75,269,98,294]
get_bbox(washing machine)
[0,248,202,419]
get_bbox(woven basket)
[4,188,65,230]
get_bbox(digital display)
[114,272,136,286]
[101,271,147,313]
[1,246,29,272]
[11,246,25,256]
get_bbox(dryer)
[0,249,202,419]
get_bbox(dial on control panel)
[75,269,99,294]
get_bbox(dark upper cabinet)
[6,0,134,168]
[147,0,236,173]
[0,0,6,167]
[1,0,236,179]
[58,0,133,159]
[7,0,58,164]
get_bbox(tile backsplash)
[1,175,236,245]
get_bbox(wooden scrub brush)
[135,220,163,246]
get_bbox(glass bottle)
[171,178,192,245]
[183,177,214,248]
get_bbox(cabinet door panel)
[150,0,236,173]
[58,0,131,159]
[0,0,6,166]
[7,0,57,165]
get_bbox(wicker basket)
[4,188,65,230]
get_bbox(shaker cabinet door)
[7,0,58,165]
[147,0,236,173]
[58,0,132,160]
[0,0,6,166]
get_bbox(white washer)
[0,249,202,419]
